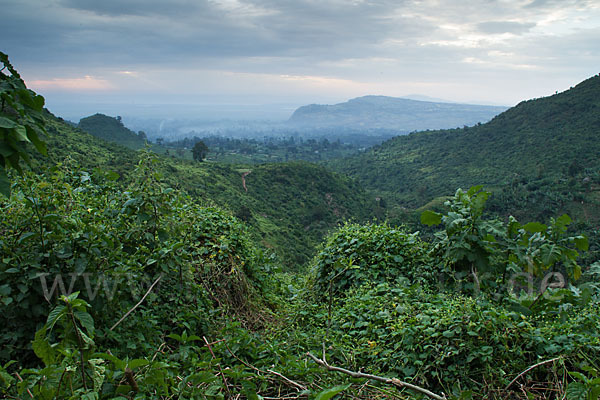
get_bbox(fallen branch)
[110,274,162,331]
[223,339,307,391]
[306,352,446,400]
[267,369,307,391]
[204,336,232,398]
[504,357,562,391]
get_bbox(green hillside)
[78,113,147,149]
[328,75,600,223]
[39,114,376,268]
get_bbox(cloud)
[477,21,536,35]
[28,75,115,91]
[1,0,598,107]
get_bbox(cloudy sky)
[2,0,599,120]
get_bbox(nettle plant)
[421,186,590,314]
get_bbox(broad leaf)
[315,383,352,400]
[421,210,442,226]
[523,222,547,233]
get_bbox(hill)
[37,114,376,268]
[327,75,600,233]
[78,113,147,149]
[288,95,507,130]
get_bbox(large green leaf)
[314,383,352,400]
[540,243,562,267]
[574,235,589,251]
[421,210,442,226]
[0,116,17,128]
[74,310,95,335]
[46,304,67,330]
[32,326,55,366]
[523,222,547,233]
[566,382,589,400]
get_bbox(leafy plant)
[0,51,48,196]
[311,222,434,297]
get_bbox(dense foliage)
[328,75,600,207]
[327,76,600,265]
[311,223,434,296]
[0,152,274,363]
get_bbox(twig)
[110,274,162,331]
[67,302,87,390]
[14,372,34,399]
[267,369,307,391]
[223,339,307,391]
[505,357,562,391]
[306,352,446,400]
[204,336,232,398]
[151,342,167,362]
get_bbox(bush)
[311,222,436,297]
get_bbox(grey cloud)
[523,0,592,8]
[58,0,211,17]
[1,0,598,107]
[2,0,422,68]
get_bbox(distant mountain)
[78,113,147,149]
[327,74,600,226]
[288,95,507,131]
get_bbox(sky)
[2,0,599,120]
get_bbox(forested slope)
[328,74,600,222]
[37,114,376,268]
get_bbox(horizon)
[2,0,599,121]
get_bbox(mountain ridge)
[288,95,507,130]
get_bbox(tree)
[192,140,209,162]
[0,52,48,197]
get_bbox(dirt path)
[241,171,251,192]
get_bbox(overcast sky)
[2,0,599,120]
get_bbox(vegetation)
[162,134,373,164]
[192,140,209,162]
[0,51,47,197]
[28,112,376,269]
[78,113,148,150]
[1,54,599,399]
[327,75,600,262]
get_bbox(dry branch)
[505,357,562,391]
[306,352,446,400]
[110,274,162,331]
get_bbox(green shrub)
[311,222,436,297]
